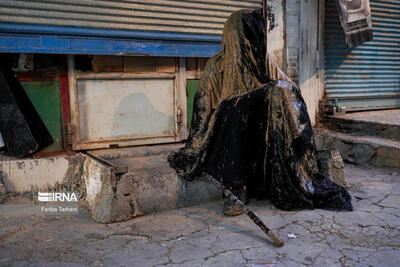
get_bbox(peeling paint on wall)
[267,4,278,32]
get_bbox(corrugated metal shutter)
[324,0,400,111]
[0,0,261,37]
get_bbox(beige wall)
[269,0,325,125]
[266,0,286,71]
[298,0,325,125]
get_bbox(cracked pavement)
[0,164,399,267]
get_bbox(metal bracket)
[333,99,346,116]
[320,100,346,116]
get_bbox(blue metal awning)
[0,23,221,57]
[0,0,262,57]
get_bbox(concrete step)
[90,143,184,159]
[323,109,400,142]
[0,154,83,194]
[82,144,221,224]
[0,144,221,224]
[315,128,400,168]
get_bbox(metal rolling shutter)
[324,0,400,111]
[0,0,261,38]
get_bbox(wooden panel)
[186,58,197,72]
[77,78,176,142]
[68,55,188,150]
[124,56,175,73]
[186,57,208,79]
[91,55,123,72]
[155,57,176,73]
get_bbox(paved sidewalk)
[0,164,399,267]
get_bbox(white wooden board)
[77,78,175,142]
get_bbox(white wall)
[285,0,300,81]
[298,0,325,125]
[269,0,325,125]
[266,0,286,70]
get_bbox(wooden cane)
[207,177,284,247]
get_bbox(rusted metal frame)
[67,55,186,151]
[84,151,128,174]
[79,132,177,144]
[74,137,180,151]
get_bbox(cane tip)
[269,231,284,247]
[276,240,284,247]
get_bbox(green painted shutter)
[22,81,62,152]
[186,80,200,129]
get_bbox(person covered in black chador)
[168,9,352,216]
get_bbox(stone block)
[82,153,221,224]
[318,149,350,188]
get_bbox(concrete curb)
[81,152,221,224]
[0,154,83,194]
[324,115,400,142]
[315,129,400,168]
